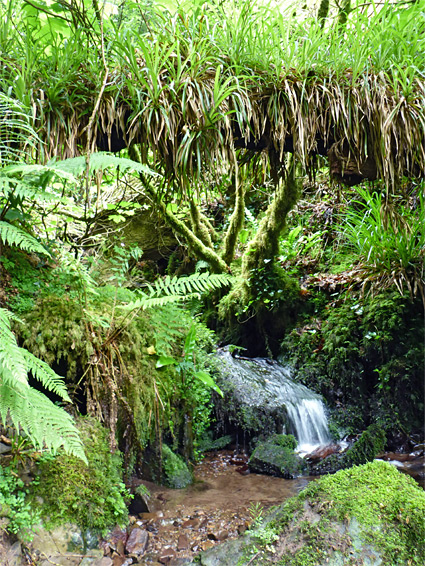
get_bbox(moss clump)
[312,424,386,474]
[201,461,425,566]
[248,434,304,479]
[31,417,129,535]
[162,445,193,489]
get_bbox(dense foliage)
[0,0,423,547]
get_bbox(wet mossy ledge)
[199,461,425,566]
[248,434,306,479]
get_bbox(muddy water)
[133,451,315,564]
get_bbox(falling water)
[217,349,331,453]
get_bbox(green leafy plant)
[343,187,425,301]
[0,307,86,461]
[156,323,223,397]
[0,465,38,539]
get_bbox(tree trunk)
[222,159,245,266]
[242,155,299,282]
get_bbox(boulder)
[248,434,305,479]
[310,424,386,475]
[198,461,425,566]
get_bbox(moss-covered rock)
[162,445,193,489]
[30,417,129,535]
[248,434,304,479]
[310,423,386,475]
[199,461,425,566]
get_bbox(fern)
[0,308,86,462]
[0,221,50,256]
[123,272,233,311]
[53,152,159,178]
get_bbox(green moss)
[217,461,425,566]
[272,461,425,565]
[31,417,129,535]
[248,435,304,479]
[162,445,193,489]
[312,424,386,475]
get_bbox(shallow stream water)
[132,450,315,564]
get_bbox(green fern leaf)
[21,350,72,402]
[0,308,28,388]
[0,384,86,462]
[122,272,232,311]
[54,152,159,178]
[0,221,50,256]
[0,308,85,462]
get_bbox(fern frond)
[54,152,159,178]
[127,293,200,310]
[0,308,85,462]
[3,163,76,183]
[0,175,58,202]
[0,221,50,256]
[0,308,28,388]
[0,384,86,462]
[21,350,72,402]
[149,272,233,297]
[123,272,233,311]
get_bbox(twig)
[246,551,261,565]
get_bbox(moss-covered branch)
[242,155,299,280]
[222,160,245,266]
[143,180,230,273]
[189,199,214,249]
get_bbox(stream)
[131,450,314,565]
[109,353,424,565]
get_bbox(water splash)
[217,349,331,453]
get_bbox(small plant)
[0,465,38,539]
[249,501,264,528]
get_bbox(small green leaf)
[194,371,223,397]
[156,356,177,368]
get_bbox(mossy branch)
[222,159,245,266]
[242,154,299,280]
[144,180,230,273]
[189,199,214,248]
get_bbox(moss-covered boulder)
[31,417,129,535]
[310,423,386,475]
[248,434,305,479]
[162,445,193,489]
[199,461,425,566]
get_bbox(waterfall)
[217,349,331,453]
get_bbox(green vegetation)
[161,444,193,489]
[0,0,423,550]
[232,461,425,566]
[32,418,129,535]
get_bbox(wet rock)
[207,530,228,542]
[248,434,305,479]
[158,548,176,564]
[177,534,189,550]
[92,558,113,566]
[310,424,386,475]
[125,527,149,557]
[305,443,339,463]
[112,557,133,566]
[181,518,199,529]
[1,541,23,566]
[102,526,128,556]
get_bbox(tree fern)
[0,221,50,256]
[123,272,233,311]
[0,308,86,462]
